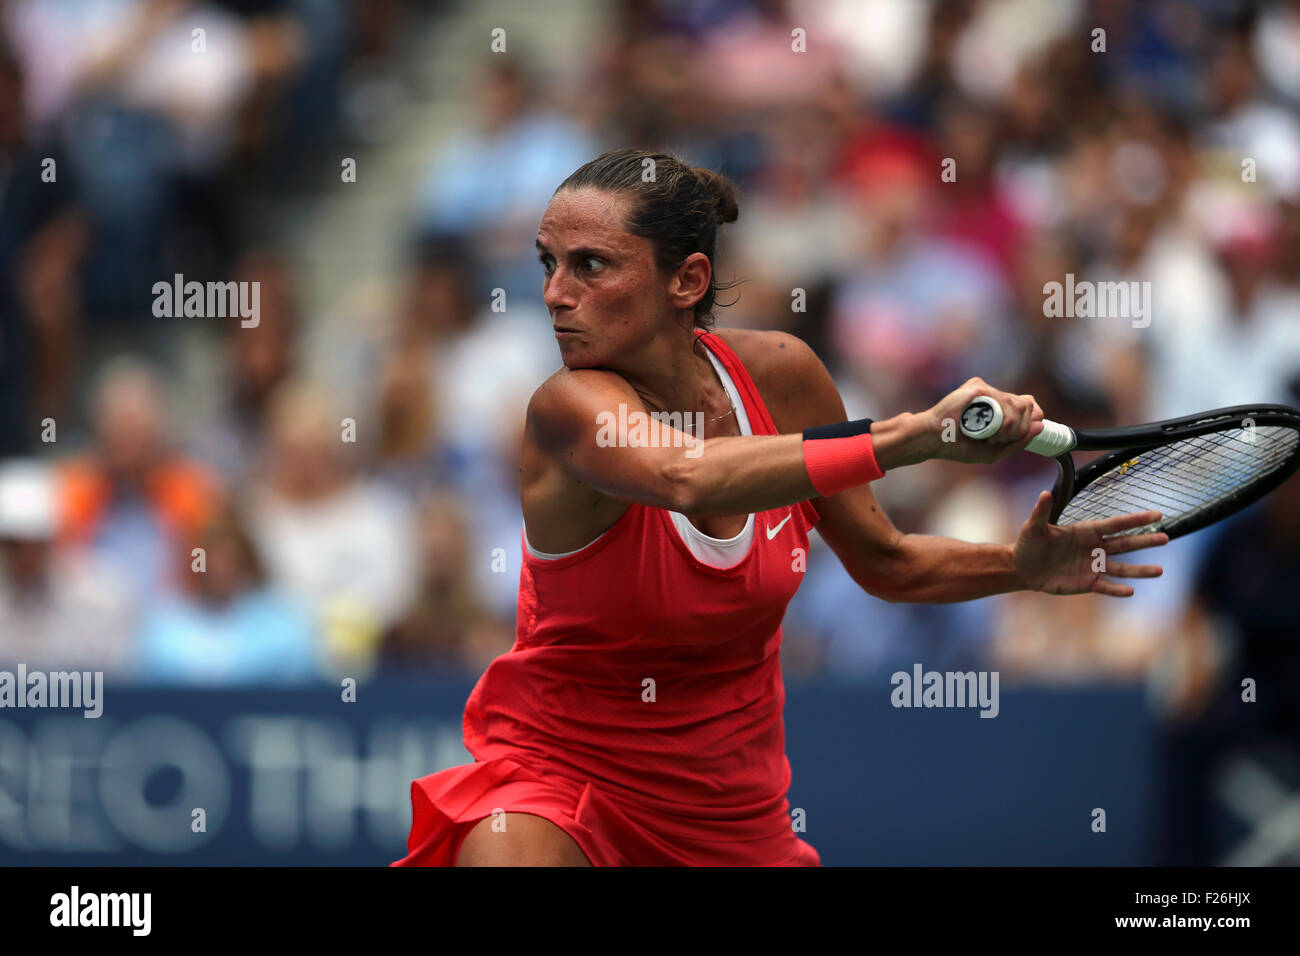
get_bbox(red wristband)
[802,430,885,496]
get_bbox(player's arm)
[527,364,941,517]
[816,487,1027,603]
[779,338,1037,603]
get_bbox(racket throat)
[1050,454,1075,524]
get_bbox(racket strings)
[1059,426,1300,534]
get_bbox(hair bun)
[692,167,739,225]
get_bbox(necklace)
[704,404,736,425]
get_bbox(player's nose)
[544,268,578,313]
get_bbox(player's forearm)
[663,413,939,516]
[661,433,817,515]
[879,534,1026,603]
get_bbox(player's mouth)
[554,326,582,337]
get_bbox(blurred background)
[1,0,1298,865]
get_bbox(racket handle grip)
[959,396,1077,457]
[1025,420,1076,457]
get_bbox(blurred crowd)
[0,0,1297,759]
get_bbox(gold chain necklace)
[703,404,736,425]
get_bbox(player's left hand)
[1012,491,1169,597]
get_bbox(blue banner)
[0,680,1152,865]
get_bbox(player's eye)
[538,254,605,276]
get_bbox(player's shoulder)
[525,365,635,447]
[709,327,844,430]
[529,364,629,406]
[710,327,821,375]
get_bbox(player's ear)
[667,253,711,311]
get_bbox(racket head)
[1048,405,1300,540]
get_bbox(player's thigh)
[455,812,592,866]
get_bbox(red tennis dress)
[392,330,822,866]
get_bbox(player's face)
[537,188,672,369]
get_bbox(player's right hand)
[926,378,1045,464]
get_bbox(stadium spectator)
[0,460,135,673]
[57,358,221,603]
[190,248,302,484]
[0,38,82,455]
[244,380,418,676]
[136,499,320,684]
[376,491,512,677]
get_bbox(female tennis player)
[393,148,1169,867]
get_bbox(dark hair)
[203,503,268,586]
[555,148,740,330]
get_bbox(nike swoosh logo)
[766,514,792,540]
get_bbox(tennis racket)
[959,397,1300,540]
